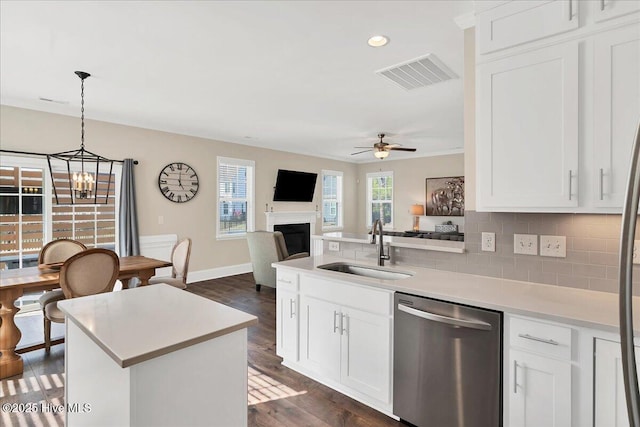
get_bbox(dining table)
[0,255,172,380]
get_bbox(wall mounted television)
[273,169,317,202]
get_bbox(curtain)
[119,159,140,258]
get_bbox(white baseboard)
[187,263,253,284]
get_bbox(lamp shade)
[410,204,425,216]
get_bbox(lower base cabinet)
[508,349,572,427]
[594,338,640,427]
[300,295,391,404]
[277,270,393,413]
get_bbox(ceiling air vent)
[376,53,458,91]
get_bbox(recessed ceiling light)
[367,35,389,48]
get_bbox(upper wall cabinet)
[477,42,579,209]
[594,0,640,23]
[476,0,640,213]
[477,1,578,54]
[592,25,640,208]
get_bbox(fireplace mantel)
[265,211,317,231]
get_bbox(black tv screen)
[273,169,317,202]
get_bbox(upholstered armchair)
[246,231,308,291]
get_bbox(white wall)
[0,106,358,273]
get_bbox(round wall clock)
[158,162,199,203]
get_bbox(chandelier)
[47,71,114,204]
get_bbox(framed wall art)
[426,176,465,216]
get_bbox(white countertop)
[58,284,258,368]
[314,232,465,253]
[274,254,639,334]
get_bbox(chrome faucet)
[371,219,390,266]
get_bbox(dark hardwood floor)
[1,274,402,426]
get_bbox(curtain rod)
[0,149,138,164]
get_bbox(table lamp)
[410,204,425,231]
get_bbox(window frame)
[0,154,121,268]
[321,169,343,231]
[366,171,394,229]
[216,156,255,240]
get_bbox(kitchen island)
[58,284,258,427]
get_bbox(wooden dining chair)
[148,238,192,290]
[38,239,88,325]
[42,248,119,352]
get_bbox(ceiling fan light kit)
[351,133,416,160]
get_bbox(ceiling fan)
[351,133,417,159]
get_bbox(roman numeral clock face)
[158,162,199,203]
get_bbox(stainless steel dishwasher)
[393,292,502,427]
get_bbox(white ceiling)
[0,1,473,163]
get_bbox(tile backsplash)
[325,211,640,295]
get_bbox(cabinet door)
[477,1,578,54]
[299,295,341,381]
[477,42,579,210]
[593,24,640,208]
[509,349,571,427]
[594,339,640,427]
[339,307,391,404]
[594,0,640,23]
[276,288,298,361]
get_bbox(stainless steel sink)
[317,262,413,280]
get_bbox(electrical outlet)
[514,234,538,255]
[482,232,496,252]
[634,240,640,265]
[158,215,164,225]
[540,235,567,258]
[328,241,340,252]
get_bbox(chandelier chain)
[80,77,85,149]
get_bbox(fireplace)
[274,223,310,255]
[265,211,317,256]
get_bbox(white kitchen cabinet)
[275,269,299,361]
[506,315,574,427]
[299,295,342,380]
[594,338,640,427]
[299,291,393,406]
[509,349,572,427]
[286,272,393,412]
[477,0,578,54]
[475,0,640,213]
[276,287,299,361]
[592,24,640,208]
[476,42,579,210]
[594,0,640,23]
[339,306,391,403]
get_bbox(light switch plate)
[514,234,538,255]
[482,232,496,252]
[634,240,640,265]
[328,241,340,252]
[540,235,567,258]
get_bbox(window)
[0,155,120,270]
[366,171,393,228]
[217,157,254,239]
[322,170,343,230]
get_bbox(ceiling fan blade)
[353,146,373,149]
[388,147,417,152]
[351,149,372,155]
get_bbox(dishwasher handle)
[398,304,493,331]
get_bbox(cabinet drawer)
[300,275,392,316]
[477,0,579,54]
[276,269,298,291]
[510,317,572,359]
